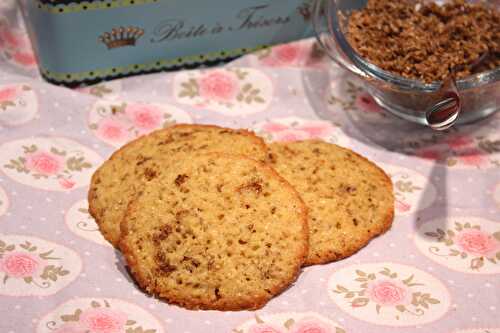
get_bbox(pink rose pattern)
[177,68,268,109]
[0,25,37,69]
[25,151,64,176]
[261,120,335,142]
[425,222,500,271]
[0,26,28,49]
[445,135,474,149]
[411,131,498,168]
[0,252,42,278]
[79,308,127,333]
[241,315,342,333]
[58,178,76,190]
[411,132,495,168]
[0,239,70,289]
[456,229,499,257]
[49,300,158,333]
[328,80,386,118]
[415,148,443,161]
[390,172,425,214]
[3,144,93,190]
[90,102,179,145]
[0,5,496,329]
[395,199,411,213]
[11,51,37,67]
[329,79,500,168]
[0,85,25,115]
[0,86,18,102]
[258,40,326,68]
[261,44,307,67]
[125,104,162,131]
[334,267,440,317]
[366,280,409,307]
[0,84,37,127]
[275,129,310,142]
[456,148,488,167]
[198,71,240,102]
[95,118,130,142]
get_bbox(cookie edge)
[88,124,269,247]
[269,140,394,266]
[119,152,309,311]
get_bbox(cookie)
[88,124,269,247]
[119,153,308,311]
[268,140,394,265]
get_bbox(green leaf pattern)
[240,314,344,333]
[0,85,29,111]
[178,78,199,99]
[327,81,363,112]
[3,157,29,173]
[0,238,70,288]
[330,80,500,168]
[256,47,272,60]
[395,180,422,194]
[66,156,92,172]
[88,85,113,98]
[3,144,93,183]
[57,300,157,333]
[334,268,441,319]
[93,102,179,138]
[178,71,266,106]
[0,240,16,259]
[40,265,69,281]
[0,100,15,111]
[425,222,500,270]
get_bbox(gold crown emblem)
[297,1,312,21]
[99,26,144,49]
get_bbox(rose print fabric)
[0,235,82,296]
[327,263,451,326]
[174,68,273,115]
[65,200,111,247]
[88,100,192,147]
[235,312,345,333]
[415,217,500,274]
[0,83,38,127]
[0,24,37,70]
[0,138,102,191]
[0,1,499,332]
[253,116,349,147]
[36,298,164,333]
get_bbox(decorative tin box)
[20,0,315,87]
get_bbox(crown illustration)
[297,1,312,21]
[99,26,144,49]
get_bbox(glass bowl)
[313,0,500,130]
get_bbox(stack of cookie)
[88,124,394,311]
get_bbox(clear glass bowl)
[313,0,500,130]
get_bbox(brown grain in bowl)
[347,0,500,83]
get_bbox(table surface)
[1,1,499,333]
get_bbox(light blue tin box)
[20,0,315,87]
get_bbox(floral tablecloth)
[1,1,499,333]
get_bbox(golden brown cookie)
[268,140,394,265]
[88,124,269,247]
[120,153,308,310]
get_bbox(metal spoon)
[426,52,490,130]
